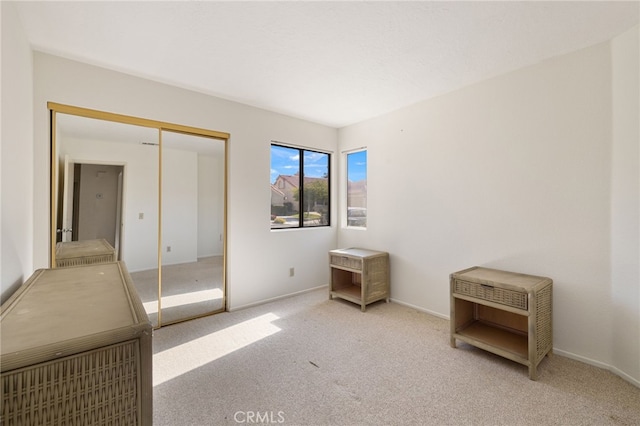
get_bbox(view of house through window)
[347,150,367,227]
[270,144,330,229]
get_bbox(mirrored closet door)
[50,103,228,328]
[160,130,226,325]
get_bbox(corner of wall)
[610,23,640,386]
[1,1,35,302]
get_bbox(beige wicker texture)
[329,254,362,270]
[535,284,553,360]
[0,262,152,425]
[453,279,528,310]
[55,239,116,268]
[329,248,390,312]
[2,340,139,425]
[449,266,553,380]
[364,256,389,301]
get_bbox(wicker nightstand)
[450,266,553,380]
[329,248,390,312]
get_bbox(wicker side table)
[450,266,553,380]
[329,248,390,312]
[1,262,152,425]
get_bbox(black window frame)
[346,148,367,228]
[270,143,331,229]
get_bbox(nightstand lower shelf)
[453,320,528,362]
[330,285,361,301]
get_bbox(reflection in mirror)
[160,130,225,324]
[54,113,160,327]
[51,105,228,328]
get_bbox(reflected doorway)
[61,162,124,260]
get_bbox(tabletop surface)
[330,247,388,258]
[452,266,552,291]
[1,262,140,357]
[55,238,115,258]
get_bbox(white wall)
[338,38,638,384]
[61,137,159,272]
[33,52,338,310]
[611,25,640,384]
[1,2,34,303]
[198,154,224,258]
[162,147,198,266]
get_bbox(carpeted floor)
[152,288,640,426]
[130,256,224,326]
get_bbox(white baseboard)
[553,348,640,388]
[198,253,222,259]
[608,365,640,388]
[390,298,449,320]
[551,348,611,370]
[228,285,328,312]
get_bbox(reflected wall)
[160,131,225,325]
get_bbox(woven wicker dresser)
[55,239,117,267]
[329,248,390,312]
[450,266,553,380]
[1,262,152,425]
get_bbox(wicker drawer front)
[330,255,362,271]
[454,279,527,310]
[56,253,117,268]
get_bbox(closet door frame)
[49,102,229,327]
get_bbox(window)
[270,144,330,229]
[346,150,367,228]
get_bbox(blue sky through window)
[270,145,328,184]
[347,150,367,182]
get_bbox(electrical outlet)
[289,267,295,277]
[139,212,144,220]
[166,246,171,252]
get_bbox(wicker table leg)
[529,364,537,381]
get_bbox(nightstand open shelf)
[330,269,363,301]
[450,266,553,380]
[329,248,389,312]
[456,317,529,361]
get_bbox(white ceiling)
[14,1,639,128]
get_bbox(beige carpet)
[130,256,224,326]
[152,288,640,425]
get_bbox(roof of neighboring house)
[277,174,299,188]
[276,174,327,189]
[271,184,285,196]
